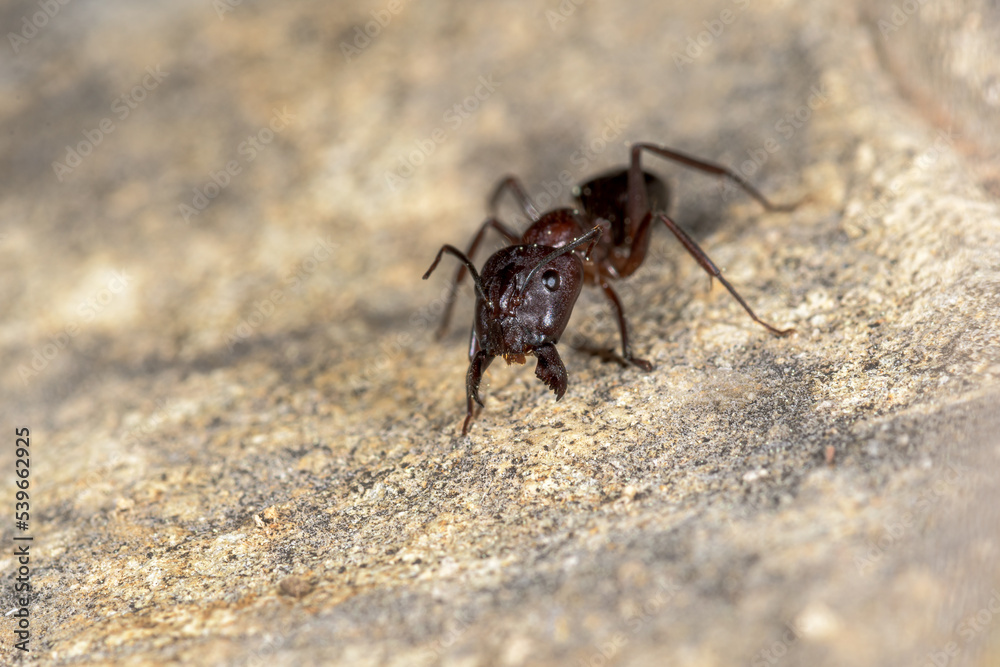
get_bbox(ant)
[424,143,798,435]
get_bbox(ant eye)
[541,270,560,291]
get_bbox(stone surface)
[1,0,999,665]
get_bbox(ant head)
[475,246,583,362]
[474,228,600,362]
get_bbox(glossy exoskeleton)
[425,142,797,434]
[424,226,602,435]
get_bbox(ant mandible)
[424,142,797,435]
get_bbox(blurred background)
[1,0,999,665]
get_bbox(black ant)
[423,143,797,434]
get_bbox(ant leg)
[533,343,568,399]
[654,212,794,336]
[599,280,653,371]
[489,175,542,222]
[464,350,495,434]
[627,143,798,217]
[435,217,520,340]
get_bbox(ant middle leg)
[435,217,519,339]
[566,281,653,370]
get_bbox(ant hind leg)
[629,143,800,212]
[655,213,794,336]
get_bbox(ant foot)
[626,356,653,372]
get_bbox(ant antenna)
[423,245,489,304]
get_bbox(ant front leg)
[489,175,541,224]
[435,217,520,340]
[649,211,794,337]
[464,349,495,435]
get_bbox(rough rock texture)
[1,0,999,665]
